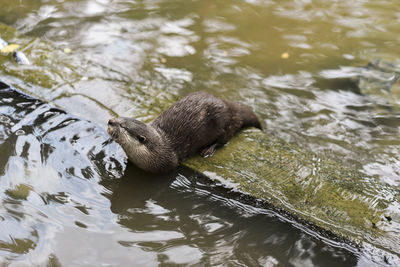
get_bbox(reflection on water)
[105,166,360,266]
[0,84,361,266]
[1,0,400,265]
[0,82,126,264]
[1,0,399,181]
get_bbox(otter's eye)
[138,135,146,143]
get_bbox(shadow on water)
[103,164,361,266]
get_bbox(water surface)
[1,0,400,265]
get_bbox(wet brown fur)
[108,91,262,172]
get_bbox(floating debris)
[0,37,7,50]
[281,52,290,59]
[14,51,30,65]
[0,37,29,64]
[63,48,72,53]
[0,43,20,53]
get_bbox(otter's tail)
[239,104,262,130]
[224,100,263,130]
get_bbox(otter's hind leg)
[200,110,239,158]
[200,129,232,158]
[200,143,218,157]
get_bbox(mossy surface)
[185,129,400,255]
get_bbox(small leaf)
[0,43,20,53]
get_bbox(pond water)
[1,0,400,266]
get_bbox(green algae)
[5,184,33,200]
[184,129,398,252]
[1,22,400,257]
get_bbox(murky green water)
[1,0,400,265]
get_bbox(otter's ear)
[138,135,146,143]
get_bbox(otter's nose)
[108,118,118,126]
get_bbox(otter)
[107,91,262,172]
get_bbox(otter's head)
[107,117,177,172]
[107,117,149,146]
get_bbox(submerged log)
[1,22,399,261]
[357,59,400,94]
